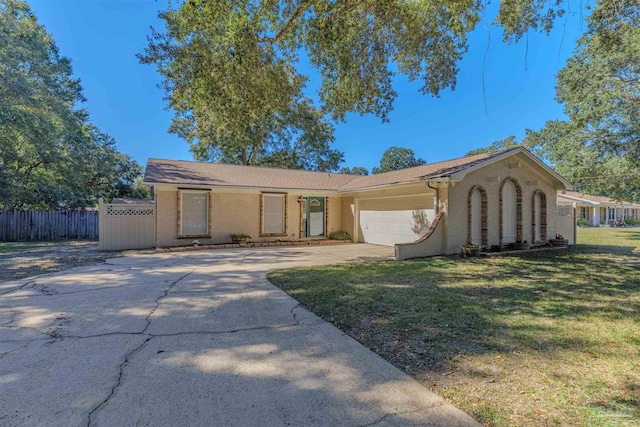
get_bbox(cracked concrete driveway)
[0,244,479,427]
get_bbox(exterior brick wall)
[467,185,488,247]
[531,190,548,242]
[499,177,523,245]
[447,154,560,254]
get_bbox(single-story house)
[143,147,573,260]
[557,191,640,226]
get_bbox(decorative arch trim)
[531,190,548,242]
[467,185,488,247]
[499,177,523,245]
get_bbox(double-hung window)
[261,193,286,236]
[180,191,210,237]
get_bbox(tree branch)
[258,0,313,44]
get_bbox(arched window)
[531,190,547,242]
[500,178,522,244]
[467,186,488,246]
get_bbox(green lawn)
[268,228,640,426]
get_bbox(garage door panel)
[359,196,435,246]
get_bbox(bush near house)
[328,231,351,240]
[577,217,592,227]
[624,217,640,226]
[269,228,640,426]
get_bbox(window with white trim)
[262,194,286,235]
[180,191,209,236]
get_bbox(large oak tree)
[140,0,572,170]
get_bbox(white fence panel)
[557,205,577,245]
[99,200,156,250]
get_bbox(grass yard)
[268,228,640,426]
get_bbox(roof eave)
[143,181,343,193]
[338,178,448,193]
[558,195,600,205]
[448,147,573,190]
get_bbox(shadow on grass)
[268,246,640,371]
[619,231,640,241]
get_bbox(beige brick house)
[143,147,572,260]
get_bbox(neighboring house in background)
[143,147,572,260]
[557,191,640,226]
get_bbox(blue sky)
[27,0,588,172]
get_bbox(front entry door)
[306,197,325,237]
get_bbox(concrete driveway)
[0,244,479,427]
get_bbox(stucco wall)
[354,183,434,200]
[156,188,347,247]
[156,189,179,247]
[156,189,264,247]
[287,195,301,239]
[446,153,559,254]
[395,212,445,260]
[326,197,342,237]
[340,196,355,239]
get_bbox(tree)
[525,121,640,202]
[339,166,369,176]
[465,136,522,156]
[372,147,426,174]
[0,0,144,209]
[523,0,640,201]
[553,0,639,162]
[187,95,343,171]
[140,0,572,169]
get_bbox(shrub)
[231,233,251,242]
[624,217,640,226]
[328,231,351,240]
[577,218,592,227]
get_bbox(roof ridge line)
[146,158,361,179]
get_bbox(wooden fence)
[0,210,99,242]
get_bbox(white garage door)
[359,196,435,246]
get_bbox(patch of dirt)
[0,241,154,282]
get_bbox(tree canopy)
[372,147,426,174]
[339,166,369,176]
[187,95,343,171]
[140,0,576,171]
[463,1,639,202]
[465,136,522,156]
[0,0,146,209]
[526,0,640,201]
[552,0,639,163]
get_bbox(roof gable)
[337,150,503,191]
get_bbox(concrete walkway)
[0,244,479,427]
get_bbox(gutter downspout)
[427,182,439,215]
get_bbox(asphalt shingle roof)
[144,148,517,192]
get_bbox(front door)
[306,197,325,237]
